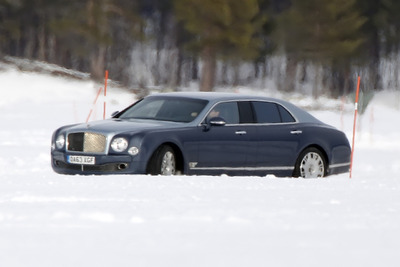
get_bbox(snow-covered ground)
[1,64,400,267]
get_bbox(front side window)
[206,102,239,124]
[119,97,208,123]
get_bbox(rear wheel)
[147,145,176,175]
[293,147,327,178]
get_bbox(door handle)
[290,130,302,135]
[235,130,247,135]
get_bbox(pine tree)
[48,0,142,81]
[253,0,275,79]
[370,0,400,90]
[174,0,264,91]
[0,0,55,59]
[279,0,366,96]
[281,0,365,64]
[375,0,400,54]
[0,0,20,56]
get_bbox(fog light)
[128,146,139,156]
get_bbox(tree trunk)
[312,64,321,98]
[47,34,56,63]
[283,56,297,92]
[343,69,350,96]
[175,48,183,87]
[87,0,106,81]
[330,65,351,97]
[395,51,400,90]
[233,63,240,86]
[369,30,382,91]
[254,61,259,79]
[262,56,268,78]
[23,27,35,59]
[191,57,198,81]
[200,45,216,92]
[38,22,46,61]
[221,62,228,86]
[90,46,106,81]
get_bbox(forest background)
[1,0,400,97]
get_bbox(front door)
[191,102,254,175]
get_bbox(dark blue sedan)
[51,92,351,178]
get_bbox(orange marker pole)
[103,70,109,120]
[349,76,361,178]
[86,87,103,123]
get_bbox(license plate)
[67,155,95,165]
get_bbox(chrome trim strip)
[190,166,294,171]
[330,162,351,168]
[290,130,303,135]
[235,130,247,135]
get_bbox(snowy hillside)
[1,63,400,267]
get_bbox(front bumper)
[51,151,146,175]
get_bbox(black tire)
[293,147,327,178]
[147,145,176,175]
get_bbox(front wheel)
[147,145,176,175]
[293,147,327,178]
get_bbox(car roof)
[151,91,282,102]
[149,92,324,124]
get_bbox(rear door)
[252,101,301,171]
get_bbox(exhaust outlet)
[118,163,128,170]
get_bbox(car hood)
[64,118,184,135]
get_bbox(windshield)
[119,97,209,123]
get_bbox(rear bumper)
[328,145,351,175]
[328,162,350,175]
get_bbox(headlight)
[56,134,65,149]
[111,137,128,152]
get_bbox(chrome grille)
[67,132,106,153]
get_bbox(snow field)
[1,68,400,267]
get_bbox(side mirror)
[209,117,226,126]
[202,117,227,132]
[111,111,120,118]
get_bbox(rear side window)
[252,101,295,123]
[252,102,281,123]
[278,105,295,122]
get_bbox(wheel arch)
[293,144,329,177]
[301,144,329,165]
[146,142,185,174]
